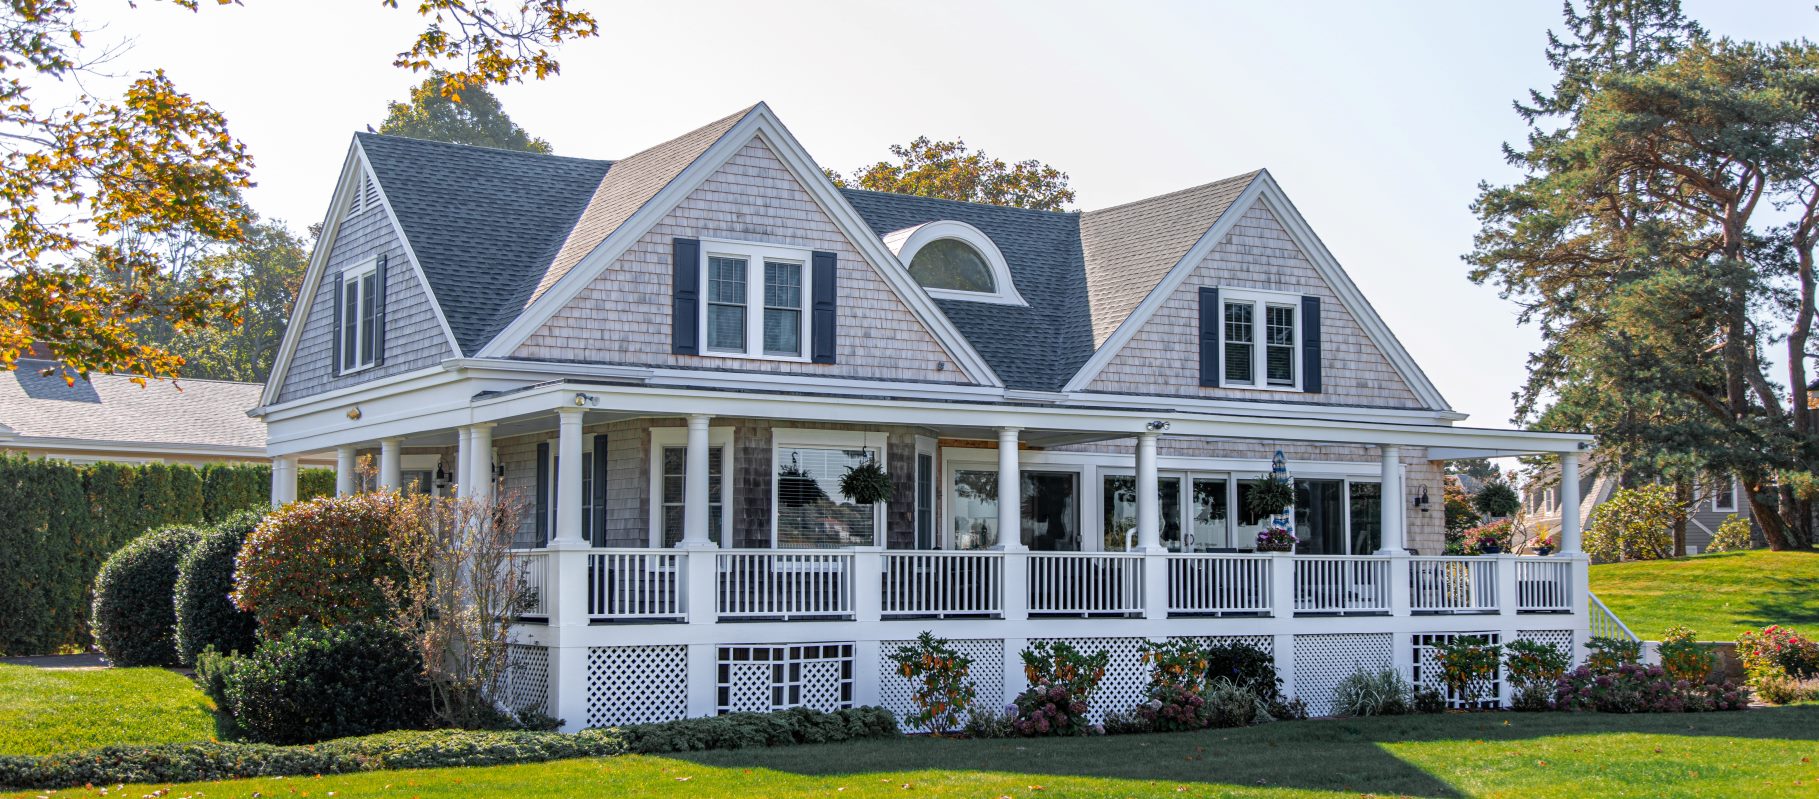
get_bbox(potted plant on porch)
[839,457,893,505]
[1467,519,1512,554]
[1255,527,1297,553]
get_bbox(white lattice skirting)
[586,645,688,728]
[503,644,550,715]
[1294,633,1394,717]
[879,638,1005,732]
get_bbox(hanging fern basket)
[839,459,893,505]
[1244,473,1297,519]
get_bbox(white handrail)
[1166,553,1272,615]
[514,551,549,617]
[1293,555,1391,613]
[880,551,1003,618]
[587,550,684,620]
[1027,552,1145,616]
[1407,556,1497,613]
[1514,558,1573,613]
[1588,592,1639,642]
[718,550,854,619]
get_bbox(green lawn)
[6,708,1817,799]
[0,663,214,756]
[1590,549,1819,640]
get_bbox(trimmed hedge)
[0,455,332,656]
[0,707,900,789]
[219,623,432,745]
[173,510,263,664]
[91,526,205,666]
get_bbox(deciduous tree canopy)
[827,137,1075,211]
[379,72,552,153]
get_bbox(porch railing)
[514,551,549,617]
[1166,553,1273,616]
[717,550,854,620]
[1027,552,1145,616]
[587,550,684,620]
[1293,555,1391,614]
[1515,558,1574,613]
[1408,556,1498,614]
[1589,591,1639,642]
[880,551,1003,618]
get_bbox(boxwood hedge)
[90,525,204,667]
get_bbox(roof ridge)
[606,103,760,165]
[836,187,1078,217]
[1080,170,1262,217]
[12,360,262,388]
[354,131,610,166]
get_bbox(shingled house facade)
[255,104,1594,726]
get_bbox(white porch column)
[378,437,403,491]
[554,408,586,545]
[994,427,1023,551]
[334,446,357,496]
[454,426,472,499]
[469,423,495,503]
[1558,451,1583,554]
[270,455,298,507]
[679,414,716,549]
[1134,432,1163,553]
[1376,445,1406,554]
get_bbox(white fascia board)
[465,382,1593,452]
[1062,175,1268,392]
[253,364,456,421]
[261,139,363,408]
[1062,389,1466,426]
[472,103,1002,389]
[3,435,269,459]
[1060,172,1454,413]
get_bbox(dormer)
[883,220,1026,306]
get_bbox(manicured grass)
[1590,548,1819,641]
[7,708,1817,798]
[0,663,214,756]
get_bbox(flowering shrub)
[1502,639,1570,710]
[1584,484,1682,561]
[1463,519,1512,553]
[1020,640,1109,698]
[1736,625,1819,685]
[1584,636,1642,673]
[1254,527,1297,551]
[1011,641,1109,737]
[1656,626,1715,684]
[887,632,976,735]
[1553,663,1747,713]
[1432,635,1500,706]
[1706,514,1753,552]
[1134,639,1214,732]
[233,493,408,634]
[1009,684,1097,737]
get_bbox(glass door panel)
[1023,471,1079,552]
[1188,477,1230,551]
[1348,481,1382,555]
[1294,479,1346,555]
[1101,474,1182,552]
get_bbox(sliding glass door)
[951,469,1080,551]
[1103,473,1231,552]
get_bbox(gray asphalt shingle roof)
[354,107,1261,390]
[0,361,266,450]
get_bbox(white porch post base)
[853,640,882,708]
[1002,636,1030,703]
[1388,555,1412,617]
[1272,633,1296,701]
[1268,553,1295,618]
[686,642,717,717]
[548,642,589,732]
[685,551,718,626]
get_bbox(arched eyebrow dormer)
[883,220,1027,306]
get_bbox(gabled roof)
[0,361,267,452]
[1077,173,1259,346]
[355,134,613,354]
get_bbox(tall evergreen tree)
[1469,0,1819,548]
[379,72,553,153]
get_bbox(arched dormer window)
[883,220,1025,305]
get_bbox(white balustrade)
[514,551,549,617]
[1589,592,1639,642]
[1408,556,1499,614]
[1293,555,1391,614]
[587,550,684,620]
[1515,558,1574,613]
[880,551,1003,618]
[1026,552,1145,616]
[1166,553,1273,616]
[717,551,855,620]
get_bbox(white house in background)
[0,357,330,468]
[1523,456,1759,555]
[254,103,1596,727]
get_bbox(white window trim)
[1710,477,1739,513]
[770,428,887,548]
[913,435,938,551]
[648,426,735,548]
[883,220,1027,306]
[338,257,379,375]
[698,237,813,362]
[1217,286,1303,392]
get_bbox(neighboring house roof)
[0,360,267,455]
[355,134,614,355]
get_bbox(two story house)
[255,103,1594,727]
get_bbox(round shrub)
[222,623,431,745]
[174,510,264,664]
[90,525,204,666]
[234,493,406,634]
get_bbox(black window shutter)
[372,254,389,366]
[534,441,550,547]
[811,250,837,364]
[590,434,609,547]
[1198,287,1220,387]
[672,238,700,355]
[331,276,344,376]
[1301,295,1323,393]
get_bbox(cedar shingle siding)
[275,200,450,403]
[513,138,971,384]
[1086,206,1425,408]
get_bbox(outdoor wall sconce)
[346,406,362,420]
[573,393,597,407]
[1145,420,1171,432]
[1412,484,1430,512]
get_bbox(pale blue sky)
[90,0,1815,428]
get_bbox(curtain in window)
[776,446,877,548]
